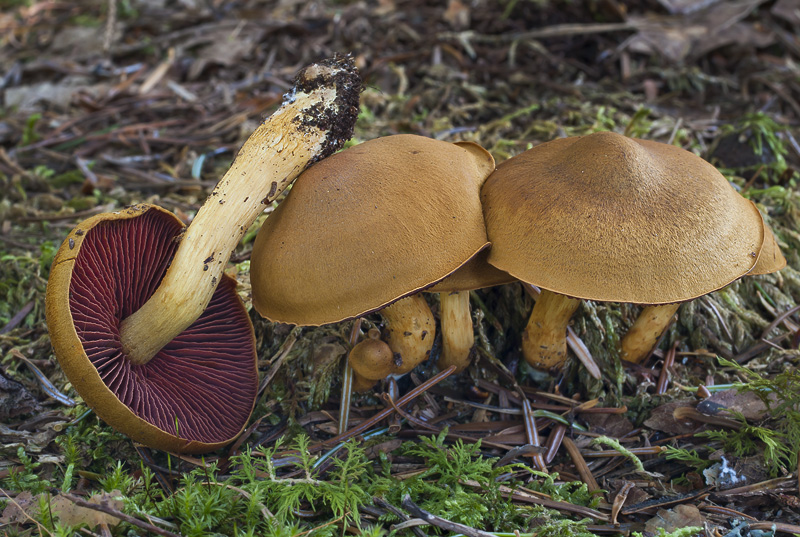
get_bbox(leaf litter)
[1,0,800,535]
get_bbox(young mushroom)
[348,328,398,392]
[481,131,786,369]
[45,56,361,453]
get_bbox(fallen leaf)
[772,0,800,25]
[4,81,109,112]
[645,504,705,533]
[0,369,39,420]
[0,491,38,524]
[50,490,124,528]
[697,388,774,421]
[312,340,346,369]
[582,411,634,438]
[627,0,773,62]
[644,400,706,434]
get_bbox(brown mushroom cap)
[427,248,515,293]
[349,337,397,381]
[481,131,769,304]
[750,220,786,275]
[250,134,496,325]
[46,205,257,453]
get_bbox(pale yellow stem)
[522,290,581,370]
[437,291,474,373]
[120,60,358,365]
[619,303,681,364]
[381,294,435,375]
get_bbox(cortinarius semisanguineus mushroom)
[45,56,361,452]
[481,131,785,368]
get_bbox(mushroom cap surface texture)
[251,134,496,325]
[427,248,515,293]
[481,131,773,304]
[750,222,786,275]
[349,338,397,381]
[46,205,257,453]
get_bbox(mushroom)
[480,131,786,369]
[45,56,361,452]
[46,205,256,453]
[348,328,397,392]
[250,134,498,377]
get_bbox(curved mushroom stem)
[382,294,435,375]
[437,291,474,373]
[522,289,581,370]
[619,303,681,364]
[120,58,360,365]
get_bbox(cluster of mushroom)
[249,134,513,389]
[249,130,785,409]
[45,52,785,455]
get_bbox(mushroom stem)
[619,303,680,364]
[522,290,581,369]
[120,58,359,365]
[437,291,474,373]
[381,294,435,375]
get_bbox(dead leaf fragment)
[0,491,38,524]
[4,81,109,112]
[645,504,705,534]
[582,411,634,438]
[627,0,773,62]
[50,490,124,528]
[771,0,800,25]
[644,400,705,434]
[698,389,774,421]
[0,369,39,419]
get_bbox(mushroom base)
[522,290,581,370]
[619,303,681,364]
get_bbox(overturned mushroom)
[46,206,257,452]
[45,57,361,452]
[481,131,786,369]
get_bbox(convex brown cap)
[251,134,497,325]
[481,131,784,304]
[46,205,257,453]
